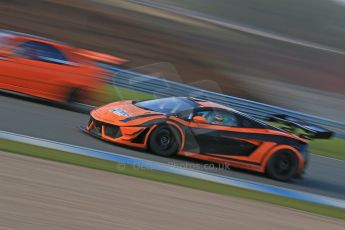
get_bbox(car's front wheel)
[266,149,299,181]
[149,125,181,157]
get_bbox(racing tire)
[67,88,81,105]
[67,88,88,112]
[266,149,299,181]
[149,125,181,157]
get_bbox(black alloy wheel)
[266,149,299,181]
[149,125,181,157]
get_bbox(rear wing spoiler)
[267,114,334,140]
[75,49,128,65]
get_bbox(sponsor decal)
[109,108,130,117]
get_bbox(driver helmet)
[213,113,224,124]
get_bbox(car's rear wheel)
[266,149,299,181]
[149,125,181,157]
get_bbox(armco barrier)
[1,130,345,209]
[102,64,345,138]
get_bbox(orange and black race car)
[83,97,333,181]
[0,30,127,105]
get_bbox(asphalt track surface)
[1,93,345,200]
[2,151,344,230]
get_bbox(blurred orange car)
[0,30,127,105]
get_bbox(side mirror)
[193,116,207,124]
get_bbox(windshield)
[135,97,200,114]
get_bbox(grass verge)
[102,84,156,103]
[269,122,345,161]
[90,83,156,105]
[310,138,345,161]
[1,139,344,220]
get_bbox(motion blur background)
[1,0,344,122]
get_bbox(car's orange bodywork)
[0,31,127,104]
[84,98,309,179]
